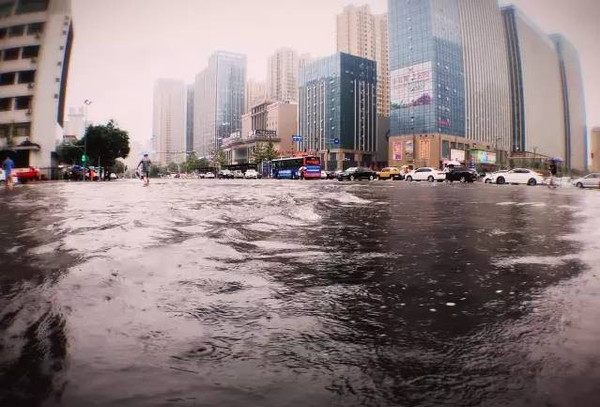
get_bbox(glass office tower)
[389,0,465,136]
[298,53,377,169]
[388,0,465,137]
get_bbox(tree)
[167,162,179,173]
[56,141,84,164]
[82,120,130,168]
[182,152,209,172]
[112,160,127,175]
[252,141,280,165]
[210,148,228,170]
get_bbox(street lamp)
[83,99,92,167]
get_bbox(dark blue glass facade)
[388,0,465,137]
[299,53,377,153]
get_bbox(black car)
[337,167,377,181]
[445,166,477,183]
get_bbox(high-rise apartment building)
[590,127,600,172]
[337,5,390,117]
[502,6,565,161]
[267,47,298,103]
[299,52,377,170]
[185,85,194,154]
[0,0,73,178]
[551,34,588,172]
[194,51,246,157]
[245,79,266,113]
[458,0,511,154]
[152,79,185,165]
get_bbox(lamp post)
[83,99,92,167]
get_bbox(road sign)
[333,138,340,145]
[292,135,302,142]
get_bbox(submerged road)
[1,180,599,407]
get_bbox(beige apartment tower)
[267,47,298,103]
[152,79,186,165]
[337,5,390,117]
[245,79,266,114]
[591,127,600,172]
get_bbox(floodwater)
[1,179,599,407]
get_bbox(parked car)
[218,169,233,179]
[572,173,600,189]
[445,166,477,183]
[492,168,544,186]
[13,167,42,183]
[337,167,377,181]
[483,170,508,183]
[377,167,404,180]
[320,170,328,180]
[405,167,446,182]
[233,170,244,179]
[245,169,259,179]
[0,168,5,183]
[205,172,215,179]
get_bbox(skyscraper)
[337,5,390,118]
[388,0,468,168]
[194,51,246,157]
[299,53,377,170]
[245,79,266,113]
[502,6,565,161]
[458,0,511,155]
[0,0,73,178]
[185,85,194,154]
[590,127,600,172]
[267,47,298,103]
[551,34,588,172]
[152,79,185,165]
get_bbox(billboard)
[392,141,403,161]
[472,150,497,164]
[391,62,433,110]
[450,149,465,162]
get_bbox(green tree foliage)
[182,152,209,172]
[56,142,83,164]
[252,141,280,165]
[83,120,130,168]
[112,160,127,175]
[210,148,228,169]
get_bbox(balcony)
[0,109,32,124]
[0,82,35,98]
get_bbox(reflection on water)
[1,181,599,407]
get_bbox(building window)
[21,46,39,58]
[3,48,20,60]
[15,123,31,138]
[8,25,25,37]
[0,2,13,18]
[0,125,9,138]
[14,96,32,110]
[16,0,49,14]
[0,98,12,111]
[27,22,44,35]
[0,72,16,86]
[0,28,7,39]
[18,70,35,84]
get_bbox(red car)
[13,167,42,183]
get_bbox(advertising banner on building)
[450,149,465,162]
[391,62,433,110]
[419,140,431,159]
[472,150,497,164]
[405,140,414,159]
[392,141,403,161]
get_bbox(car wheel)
[485,179,491,184]
[350,175,355,181]
[497,177,505,185]
[406,176,413,182]
[576,182,584,189]
[527,178,537,186]
[427,176,434,182]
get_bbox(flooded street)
[1,180,599,407]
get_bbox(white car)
[405,167,446,182]
[205,172,215,179]
[572,173,600,189]
[233,170,244,179]
[245,169,258,179]
[0,169,5,183]
[483,170,508,183]
[320,170,328,179]
[491,168,544,186]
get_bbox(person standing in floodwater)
[2,155,15,191]
[137,153,152,187]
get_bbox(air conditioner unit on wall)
[30,57,37,64]
[27,82,35,89]
[25,109,32,116]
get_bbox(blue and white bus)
[271,156,321,179]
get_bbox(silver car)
[572,173,600,189]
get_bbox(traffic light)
[81,154,88,164]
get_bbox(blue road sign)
[333,138,340,145]
[292,135,302,142]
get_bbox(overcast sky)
[65,0,600,146]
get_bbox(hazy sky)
[65,0,599,146]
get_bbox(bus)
[271,156,321,179]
